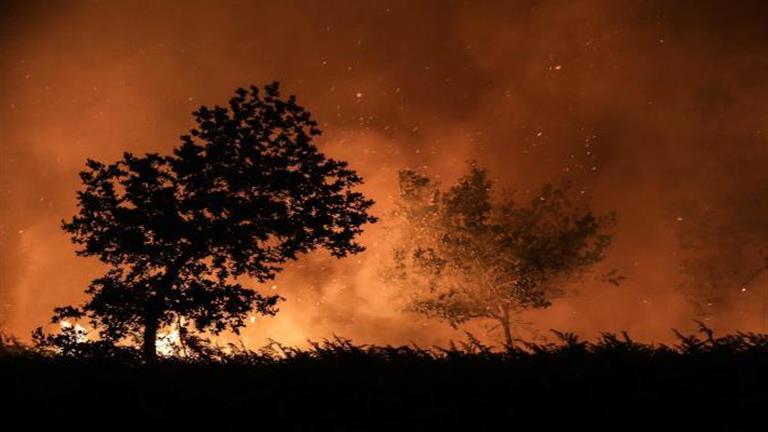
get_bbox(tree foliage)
[384,164,616,345]
[51,82,376,361]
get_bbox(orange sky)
[2,0,768,346]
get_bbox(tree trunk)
[142,314,159,363]
[500,306,513,348]
[141,259,186,363]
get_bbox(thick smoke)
[2,0,767,345]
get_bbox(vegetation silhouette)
[43,82,376,362]
[383,164,618,345]
[5,325,768,429]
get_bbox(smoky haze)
[2,0,768,345]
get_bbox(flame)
[58,320,88,343]
[156,329,180,357]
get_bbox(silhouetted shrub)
[5,326,767,430]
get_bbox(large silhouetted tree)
[54,83,376,361]
[384,164,616,346]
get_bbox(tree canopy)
[384,164,616,346]
[52,82,376,361]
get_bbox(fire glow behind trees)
[2,1,768,345]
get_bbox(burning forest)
[2,1,768,429]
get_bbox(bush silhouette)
[6,326,767,429]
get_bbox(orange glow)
[2,1,768,347]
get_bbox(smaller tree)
[384,164,616,346]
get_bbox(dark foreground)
[3,329,767,431]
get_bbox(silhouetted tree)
[384,164,615,346]
[54,83,376,362]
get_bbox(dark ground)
[3,331,767,431]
